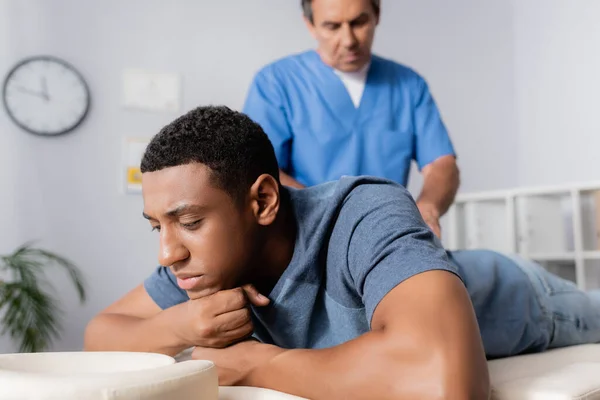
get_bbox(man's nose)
[158,228,190,267]
[340,24,358,48]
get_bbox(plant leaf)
[3,245,86,302]
[24,248,86,303]
[0,243,87,352]
[0,281,61,352]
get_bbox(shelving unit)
[440,181,600,290]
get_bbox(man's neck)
[315,48,372,74]
[249,191,297,296]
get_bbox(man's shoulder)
[336,177,419,225]
[252,50,315,82]
[372,54,427,85]
[293,176,417,218]
[338,175,415,205]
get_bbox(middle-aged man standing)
[242,0,459,237]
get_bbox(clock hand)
[15,85,46,99]
[40,76,50,101]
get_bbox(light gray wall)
[513,0,600,187]
[0,0,517,352]
[378,0,518,194]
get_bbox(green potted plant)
[0,242,87,353]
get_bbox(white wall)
[0,0,517,352]
[377,0,518,194]
[513,0,600,187]
[0,0,17,354]
[0,0,312,353]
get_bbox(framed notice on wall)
[123,138,149,194]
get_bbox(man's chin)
[185,286,221,300]
[339,59,368,72]
[185,281,241,300]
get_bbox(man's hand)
[176,285,270,349]
[417,202,442,238]
[417,155,460,237]
[192,340,286,386]
[84,284,270,357]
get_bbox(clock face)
[2,56,90,136]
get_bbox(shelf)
[525,252,600,261]
[455,180,600,203]
[527,252,575,262]
[584,251,600,260]
[584,259,600,290]
[445,181,600,290]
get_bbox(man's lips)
[176,275,203,290]
[345,52,360,61]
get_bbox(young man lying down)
[85,106,600,400]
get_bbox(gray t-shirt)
[144,176,553,357]
[144,176,458,349]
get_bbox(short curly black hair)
[140,105,280,202]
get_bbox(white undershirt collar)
[333,61,371,108]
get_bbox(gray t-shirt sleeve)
[344,184,460,325]
[143,266,189,309]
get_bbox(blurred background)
[1,0,599,353]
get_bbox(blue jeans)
[448,250,600,359]
[508,254,600,350]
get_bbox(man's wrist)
[244,342,288,386]
[159,302,193,351]
[416,201,440,218]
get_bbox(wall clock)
[2,55,91,137]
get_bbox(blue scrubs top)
[242,50,455,187]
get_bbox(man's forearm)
[417,155,460,217]
[279,169,305,189]
[84,309,188,356]
[247,330,487,400]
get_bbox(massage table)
[0,345,599,399]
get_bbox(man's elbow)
[453,160,461,185]
[410,377,489,400]
[436,352,489,400]
[380,340,490,400]
[83,312,121,351]
[83,314,104,351]
[434,339,490,400]
[386,358,490,400]
[443,156,460,193]
[439,367,490,400]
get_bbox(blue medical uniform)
[242,50,456,187]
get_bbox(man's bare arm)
[417,154,460,216]
[84,285,190,356]
[416,155,460,236]
[84,284,269,356]
[242,271,489,399]
[279,169,305,189]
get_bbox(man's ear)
[249,174,280,226]
[303,16,318,40]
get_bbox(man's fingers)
[214,307,252,333]
[209,287,249,316]
[242,284,270,307]
[206,322,255,349]
[196,285,268,321]
[223,323,254,344]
